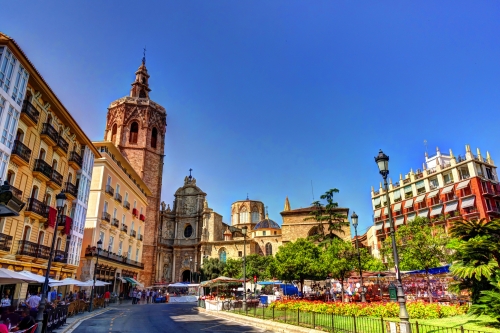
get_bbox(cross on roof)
[189,168,193,179]
[142,46,147,64]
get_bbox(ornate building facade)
[102,58,167,286]
[155,176,351,284]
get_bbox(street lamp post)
[241,226,248,312]
[375,149,410,331]
[351,212,366,303]
[89,239,102,312]
[35,191,67,333]
[190,257,193,283]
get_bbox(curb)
[55,308,112,333]
[195,307,326,333]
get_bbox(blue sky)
[3,1,500,235]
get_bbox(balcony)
[16,240,50,262]
[33,159,52,182]
[130,230,137,238]
[111,218,119,228]
[47,169,63,190]
[482,186,495,197]
[53,250,68,264]
[102,211,111,223]
[138,234,143,242]
[403,178,411,184]
[5,184,23,201]
[121,224,128,233]
[57,215,71,231]
[24,198,48,220]
[105,185,114,197]
[139,214,145,221]
[114,193,122,203]
[486,206,500,215]
[40,123,59,146]
[123,201,130,210]
[68,151,83,169]
[11,140,31,167]
[20,100,40,127]
[0,233,13,253]
[65,182,78,199]
[415,173,423,180]
[55,135,69,156]
[85,246,144,269]
[132,208,138,217]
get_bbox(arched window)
[31,186,39,200]
[232,214,238,225]
[240,207,248,223]
[129,122,138,144]
[151,128,158,148]
[56,237,62,251]
[219,248,227,263]
[44,193,52,206]
[251,209,260,223]
[131,221,135,232]
[22,225,31,241]
[52,160,58,171]
[47,114,52,125]
[16,129,24,142]
[139,89,146,98]
[37,231,45,245]
[111,124,117,143]
[6,170,15,185]
[39,148,46,160]
[184,224,193,238]
[265,243,273,256]
[68,173,73,184]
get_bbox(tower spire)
[130,52,151,99]
[284,196,291,211]
[143,46,146,64]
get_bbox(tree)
[321,238,357,301]
[222,258,242,278]
[306,189,349,247]
[358,247,386,272]
[200,258,225,280]
[245,254,275,281]
[381,216,450,303]
[273,239,322,292]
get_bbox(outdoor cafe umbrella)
[17,270,61,287]
[77,280,111,287]
[0,268,37,284]
[50,277,85,286]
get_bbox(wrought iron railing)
[69,151,82,167]
[123,201,130,210]
[85,246,144,269]
[41,123,59,143]
[130,230,136,238]
[102,212,111,222]
[111,218,119,227]
[65,182,78,197]
[114,193,122,203]
[17,240,50,259]
[12,140,31,164]
[0,233,12,252]
[121,224,128,233]
[21,100,40,125]
[105,185,114,196]
[26,198,48,217]
[34,159,52,179]
[56,136,69,154]
[50,169,63,187]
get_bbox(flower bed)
[268,300,468,319]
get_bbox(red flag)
[65,216,72,235]
[48,207,57,228]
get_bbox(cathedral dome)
[253,218,281,230]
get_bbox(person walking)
[146,289,150,304]
[136,290,142,305]
[104,290,110,307]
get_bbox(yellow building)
[78,141,150,293]
[0,33,99,302]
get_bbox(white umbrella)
[78,279,111,287]
[50,278,85,286]
[0,268,37,284]
[17,271,61,286]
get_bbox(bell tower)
[104,56,167,286]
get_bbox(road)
[71,302,273,333]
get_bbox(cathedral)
[154,175,352,284]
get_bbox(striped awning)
[461,196,475,209]
[427,189,440,199]
[430,205,443,216]
[395,216,405,226]
[373,197,381,206]
[441,184,455,194]
[404,199,414,209]
[456,180,471,190]
[415,194,426,203]
[417,209,429,217]
[393,202,402,212]
[393,190,401,200]
[444,201,458,213]
[407,213,416,222]
[374,223,384,231]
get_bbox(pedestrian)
[25,292,41,310]
[104,290,110,307]
[136,290,142,304]
[1,295,11,308]
[146,289,150,304]
[132,289,137,304]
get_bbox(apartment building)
[370,145,499,258]
[0,33,99,301]
[79,141,150,294]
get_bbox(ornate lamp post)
[351,212,366,302]
[89,239,102,312]
[375,149,410,331]
[35,191,67,333]
[241,226,248,312]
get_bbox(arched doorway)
[181,270,191,282]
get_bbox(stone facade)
[103,59,166,286]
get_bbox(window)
[240,207,248,223]
[12,64,28,105]
[118,241,123,255]
[6,170,14,185]
[265,243,273,256]
[184,224,193,238]
[486,167,494,180]
[263,231,266,236]
[44,193,51,206]
[1,105,20,148]
[135,249,139,262]
[0,98,5,120]
[129,122,138,144]
[404,186,413,199]
[113,208,117,219]
[56,237,62,251]
[486,199,492,211]
[15,129,24,142]
[107,176,111,186]
[251,211,260,223]
[22,225,31,241]
[151,127,158,148]
[131,221,135,232]
[444,172,454,184]
[140,207,143,215]
[116,184,120,194]
[122,214,126,225]
[99,232,105,244]
[133,200,136,209]
[111,124,117,143]
[459,166,470,180]
[219,249,226,263]
[138,226,141,237]
[0,48,16,93]
[232,214,238,225]
[127,245,132,259]
[429,177,438,189]
[31,186,39,200]
[37,231,45,245]
[39,148,46,160]
[237,251,242,257]
[103,201,108,213]
[108,236,114,252]
[52,159,58,172]
[125,192,129,203]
